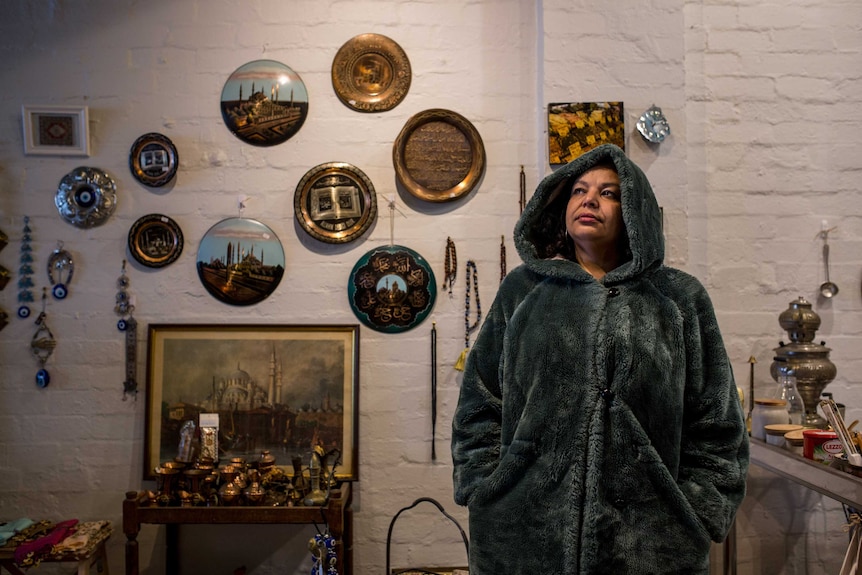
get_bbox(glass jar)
[777,371,805,425]
[751,398,788,440]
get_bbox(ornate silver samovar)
[770,297,837,428]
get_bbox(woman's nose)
[582,189,599,206]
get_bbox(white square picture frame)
[22,105,90,156]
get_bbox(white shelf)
[749,438,862,509]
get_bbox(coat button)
[600,388,614,401]
[608,287,620,297]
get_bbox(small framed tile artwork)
[22,105,90,156]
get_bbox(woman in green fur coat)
[451,144,749,574]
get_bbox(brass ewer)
[770,297,836,428]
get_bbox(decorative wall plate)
[331,33,411,113]
[636,105,670,143]
[393,108,485,202]
[128,214,184,268]
[220,59,309,147]
[294,162,377,244]
[55,166,117,228]
[196,218,285,306]
[348,245,436,333]
[129,133,179,187]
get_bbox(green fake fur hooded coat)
[451,144,749,574]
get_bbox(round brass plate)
[294,162,377,244]
[128,213,184,268]
[129,133,179,187]
[332,33,411,113]
[393,108,485,202]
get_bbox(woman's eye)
[601,189,620,199]
[571,187,586,196]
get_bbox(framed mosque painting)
[144,323,359,481]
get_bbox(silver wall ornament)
[115,260,138,400]
[47,241,74,299]
[31,288,56,388]
[636,105,671,144]
[55,166,117,228]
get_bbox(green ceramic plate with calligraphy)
[347,245,436,333]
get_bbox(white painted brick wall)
[0,0,860,573]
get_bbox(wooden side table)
[122,483,352,575]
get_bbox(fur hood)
[452,145,748,575]
[515,143,664,283]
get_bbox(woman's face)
[564,166,624,254]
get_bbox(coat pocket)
[467,438,539,508]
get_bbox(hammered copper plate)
[393,109,485,202]
[332,33,411,113]
[294,162,377,244]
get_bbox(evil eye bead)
[36,369,50,388]
[52,284,68,300]
[17,305,31,319]
[117,318,128,331]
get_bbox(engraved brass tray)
[332,33,411,113]
[294,162,377,244]
[128,214,184,268]
[393,109,485,203]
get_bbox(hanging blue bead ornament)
[36,369,50,388]
[30,288,56,388]
[47,241,74,300]
[308,531,338,575]
[115,260,138,400]
[17,216,34,319]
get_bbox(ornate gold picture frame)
[144,323,360,481]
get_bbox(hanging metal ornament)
[17,216,34,319]
[636,105,671,144]
[55,166,117,228]
[115,260,138,400]
[31,288,56,388]
[47,241,74,300]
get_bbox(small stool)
[0,520,112,575]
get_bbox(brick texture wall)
[0,0,859,573]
